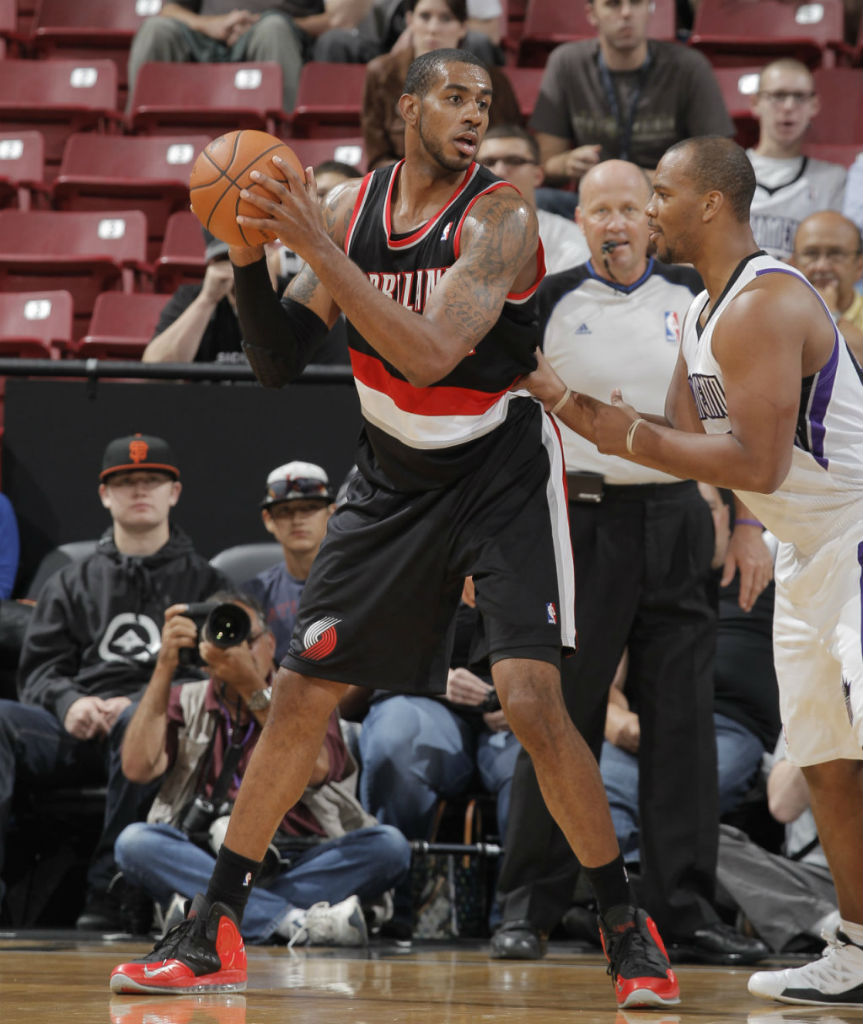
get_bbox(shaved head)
[578,159,652,206]
[664,136,756,221]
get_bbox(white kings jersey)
[682,252,863,556]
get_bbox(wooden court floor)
[1,934,857,1024]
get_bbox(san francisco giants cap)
[100,433,180,482]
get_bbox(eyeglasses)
[265,477,331,503]
[479,155,537,169]
[795,247,862,264]
[758,90,815,106]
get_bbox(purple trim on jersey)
[756,264,841,470]
[858,541,863,679]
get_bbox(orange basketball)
[189,130,305,247]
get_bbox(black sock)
[205,844,262,923]
[582,855,634,919]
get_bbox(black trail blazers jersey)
[344,160,546,490]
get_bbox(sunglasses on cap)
[266,477,332,503]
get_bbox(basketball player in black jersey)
[111,49,679,1009]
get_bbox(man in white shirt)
[747,58,847,260]
[476,125,590,274]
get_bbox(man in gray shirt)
[530,0,733,187]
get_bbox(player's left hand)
[722,524,773,612]
[237,158,323,260]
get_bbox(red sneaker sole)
[109,971,247,995]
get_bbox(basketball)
[189,130,305,247]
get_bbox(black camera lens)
[204,603,251,648]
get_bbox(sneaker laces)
[806,928,863,987]
[604,916,670,981]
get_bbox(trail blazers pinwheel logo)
[301,616,341,660]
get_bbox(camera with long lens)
[179,794,232,846]
[178,601,252,667]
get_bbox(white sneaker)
[282,895,369,948]
[747,929,863,1006]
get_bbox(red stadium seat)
[287,137,365,171]
[0,59,120,182]
[0,131,47,211]
[290,62,367,138]
[807,66,863,145]
[153,210,206,293]
[77,290,170,360]
[0,209,148,339]
[0,289,74,358]
[517,0,676,67]
[500,66,544,122]
[711,66,762,148]
[0,0,21,57]
[129,61,286,136]
[30,0,160,108]
[801,142,860,167]
[689,0,846,68]
[53,132,212,262]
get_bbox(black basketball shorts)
[281,403,576,693]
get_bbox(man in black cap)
[0,433,225,931]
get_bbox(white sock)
[839,918,863,946]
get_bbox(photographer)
[114,590,410,946]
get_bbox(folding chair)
[0,131,46,210]
[153,210,206,293]
[76,290,171,360]
[289,62,367,138]
[0,289,74,358]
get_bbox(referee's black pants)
[497,479,722,939]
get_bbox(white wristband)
[625,417,646,454]
[550,388,571,416]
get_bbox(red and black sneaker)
[599,906,680,1008]
[110,894,246,995]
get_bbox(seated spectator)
[0,434,226,930]
[354,582,521,944]
[791,211,863,368]
[476,125,589,273]
[317,0,504,67]
[243,461,336,662]
[716,733,840,955]
[0,493,19,600]
[529,0,732,190]
[361,0,521,171]
[114,590,410,945]
[747,59,847,260]
[126,0,376,114]
[314,160,363,202]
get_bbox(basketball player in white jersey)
[524,135,863,1007]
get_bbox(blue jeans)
[359,695,520,924]
[0,698,155,902]
[115,821,411,944]
[600,711,764,864]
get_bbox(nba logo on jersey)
[441,221,453,242]
[546,602,557,625]
[664,311,680,344]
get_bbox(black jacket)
[18,525,226,724]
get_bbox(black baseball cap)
[100,433,180,482]
[260,461,333,508]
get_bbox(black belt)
[566,472,696,504]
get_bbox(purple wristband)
[735,518,763,528]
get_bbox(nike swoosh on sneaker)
[142,964,178,978]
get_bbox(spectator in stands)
[747,59,847,261]
[316,0,504,67]
[717,732,840,955]
[0,493,19,600]
[476,125,590,273]
[126,0,376,114]
[0,434,226,930]
[842,152,863,230]
[491,160,769,967]
[114,589,410,945]
[528,0,732,190]
[791,211,863,368]
[361,0,522,171]
[355,581,521,943]
[314,160,363,201]
[243,461,336,662]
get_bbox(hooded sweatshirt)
[18,525,226,725]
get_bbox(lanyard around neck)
[597,45,653,162]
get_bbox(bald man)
[491,159,770,968]
[792,210,863,367]
[525,136,863,1008]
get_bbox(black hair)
[405,0,467,18]
[665,135,756,222]
[481,124,540,162]
[404,48,489,98]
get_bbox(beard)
[417,112,472,174]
